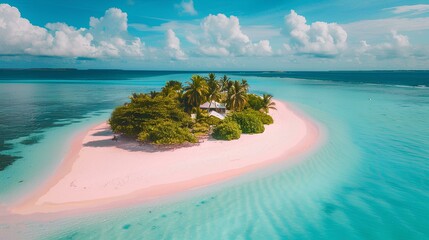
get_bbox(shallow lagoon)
[0,72,428,239]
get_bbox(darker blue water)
[0,77,169,170]
[1,69,428,86]
[231,70,429,87]
[0,69,179,80]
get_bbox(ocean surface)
[0,71,428,239]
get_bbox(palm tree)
[220,75,230,92]
[227,80,248,111]
[206,74,221,110]
[260,94,276,113]
[130,93,139,102]
[161,87,176,98]
[207,73,216,82]
[241,79,249,92]
[184,75,208,111]
[149,91,158,99]
[161,80,183,98]
[225,79,234,94]
[164,80,183,92]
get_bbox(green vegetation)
[227,80,248,111]
[191,122,210,137]
[247,94,265,111]
[109,94,191,138]
[199,115,222,126]
[229,111,265,134]
[212,121,241,140]
[183,75,208,112]
[246,93,277,114]
[109,74,277,145]
[137,121,196,145]
[244,109,274,125]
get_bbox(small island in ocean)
[10,74,320,215]
[109,73,276,145]
[1,0,428,238]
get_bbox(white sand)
[12,100,320,215]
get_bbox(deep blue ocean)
[0,70,428,239]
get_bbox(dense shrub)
[199,115,222,126]
[192,122,210,137]
[246,94,264,111]
[229,111,265,134]
[109,94,194,145]
[244,109,273,125]
[138,121,197,145]
[212,121,241,140]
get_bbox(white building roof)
[200,101,226,109]
[209,110,226,120]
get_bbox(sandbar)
[11,100,321,215]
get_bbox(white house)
[199,101,227,119]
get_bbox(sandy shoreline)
[11,100,321,215]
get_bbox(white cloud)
[185,33,200,45]
[166,29,187,60]
[175,0,197,16]
[88,8,144,57]
[32,23,97,57]
[358,31,413,59]
[342,17,429,36]
[391,31,410,47]
[130,21,199,33]
[284,10,348,58]
[90,8,128,37]
[385,4,429,15]
[241,25,282,40]
[197,14,272,57]
[0,4,144,58]
[0,4,53,56]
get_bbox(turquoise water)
[0,73,428,239]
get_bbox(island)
[11,74,321,216]
[109,74,276,145]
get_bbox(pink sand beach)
[11,100,321,215]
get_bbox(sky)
[0,0,428,70]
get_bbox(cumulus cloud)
[197,14,272,57]
[88,8,144,57]
[32,23,97,57]
[0,4,144,58]
[358,31,413,59]
[284,10,347,58]
[0,4,53,56]
[385,4,429,15]
[175,0,197,16]
[165,29,187,60]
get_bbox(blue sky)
[0,0,428,70]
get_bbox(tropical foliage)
[260,94,276,113]
[240,108,274,125]
[109,73,276,145]
[212,121,241,140]
[206,73,221,109]
[109,94,191,138]
[227,80,248,111]
[247,93,276,113]
[229,111,265,134]
[138,121,196,145]
[184,75,208,112]
[247,94,265,111]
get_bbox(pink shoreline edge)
[9,100,322,217]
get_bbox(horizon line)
[1,68,429,72]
